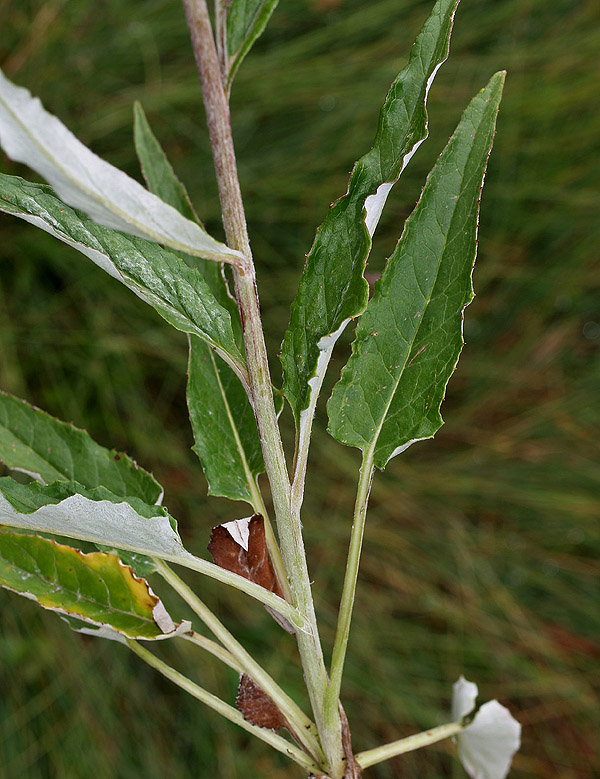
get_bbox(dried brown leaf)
[208,514,294,632]
[236,673,287,731]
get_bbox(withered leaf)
[208,514,294,633]
[340,702,362,778]
[236,673,287,731]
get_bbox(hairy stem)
[324,455,375,734]
[355,722,463,769]
[156,559,322,761]
[181,630,243,673]
[126,639,320,774]
[181,1,344,773]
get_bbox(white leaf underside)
[0,69,242,264]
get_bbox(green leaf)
[188,336,264,505]
[0,69,242,264]
[0,173,247,380]
[327,72,505,468]
[0,530,188,639]
[131,106,262,506]
[133,101,198,224]
[0,477,302,624]
[226,0,279,85]
[0,391,162,503]
[281,0,460,430]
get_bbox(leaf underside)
[328,72,506,468]
[280,0,460,427]
[0,68,240,262]
[0,530,181,639]
[0,173,245,376]
[0,477,189,562]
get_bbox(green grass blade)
[328,72,506,468]
[188,337,264,505]
[226,0,279,85]
[0,69,241,264]
[281,0,460,430]
[0,530,187,639]
[0,390,162,503]
[0,173,247,381]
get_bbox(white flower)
[452,676,521,779]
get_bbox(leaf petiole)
[126,639,321,773]
[355,721,464,769]
[155,558,324,763]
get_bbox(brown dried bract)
[236,673,287,731]
[208,515,283,595]
[208,514,295,633]
[340,702,362,778]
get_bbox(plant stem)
[181,2,344,773]
[126,639,320,774]
[181,629,243,673]
[324,454,375,734]
[355,722,464,769]
[156,559,322,762]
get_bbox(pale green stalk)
[181,1,344,773]
[126,639,320,774]
[355,721,463,769]
[181,630,243,673]
[158,547,301,627]
[155,559,323,762]
[324,454,375,734]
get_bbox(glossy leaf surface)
[0,530,185,639]
[226,0,279,84]
[0,174,246,377]
[188,338,263,504]
[0,391,161,503]
[328,72,505,467]
[281,0,460,427]
[131,107,261,505]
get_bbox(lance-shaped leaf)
[0,391,162,503]
[0,69,242,264]
[0,530,189,640]
[188,337,263,504]
[281,0,460,429]
[0,173,246,378]
[0,477,302,625]
[133,101,198,224]
[131,105,262,505]
[226,0,279,85]
[328,72,505,468]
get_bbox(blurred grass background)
[0,0,598,776]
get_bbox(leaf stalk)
[324,454,375,734]
[355,721,463,769]
[155,559,322,761]
[126,639,320,774]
